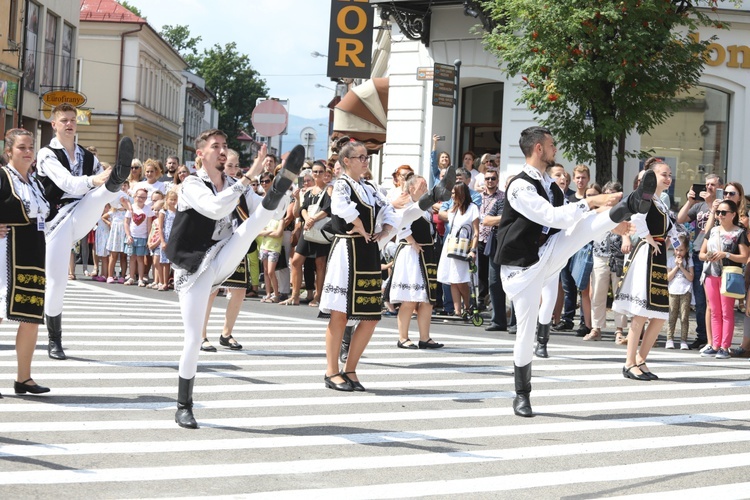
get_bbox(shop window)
[640,85,729,207]
[460,83,503,159]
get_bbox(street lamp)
[315,83,335,91]
[311,51,327,58]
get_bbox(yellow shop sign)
[41,90,87,107]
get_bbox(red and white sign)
[252,99,288,137]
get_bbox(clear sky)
[125,0,335,156]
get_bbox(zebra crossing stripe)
[2,393,750,433]
[2,410,749,459]
[0,440,749,487]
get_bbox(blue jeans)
[692,252,707,340]
[560,257,578,323]
[488,259,507,328]
[441,283,454,314]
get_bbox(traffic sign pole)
[451,60,461,171]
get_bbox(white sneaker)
[665,340,675,349]
[700,344,713,353]
[680,341,689,350]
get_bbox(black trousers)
[477,241,490,305]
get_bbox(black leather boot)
[513,363,533,417]
[105,136,134,193]
[262,145,305,210]
[46,314,66,360]
[339,325,353,363]
[609,169,656,222]
[418,165,456,210]
[175,376,198,429]
[534,322,550,358]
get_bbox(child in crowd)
[147,191,165,289]
[123,187,152,286]
[106,181,131,283]
[666,233,694,350]
[157,190,177,291]
[93,203,111,283]
[258,211,284,303]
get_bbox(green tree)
[196,42,269,158]
[119,1,143,18]
[159,25,269,161]
[160,24,202,71]
[480,0,731,184]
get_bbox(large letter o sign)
[338,5,367,35]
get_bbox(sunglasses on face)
[260,179,272,185]
[724,191,738,197]
[485,176,497,181]
[716,210,734,216]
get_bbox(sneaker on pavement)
[551,321,574,332]
[700,347,718,357]
[729,346,750,358]
[699,343,713,353]
[715,348,730,359]
[575,324,591,337]
[680,341,690,350]
[665,340,675,349]
[690,338,707,350]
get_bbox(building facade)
[370,0,750,201]
[78,0,186,165]
[0,0,24,140]
[14,0,80,147]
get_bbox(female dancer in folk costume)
[613,159,681,381]
[0,129,52,395]
[320,138,455,391]
[385,174,444,350]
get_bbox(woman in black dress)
[0,129,52,395]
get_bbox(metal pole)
[451,59,462,169]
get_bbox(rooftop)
[80,0,146,23]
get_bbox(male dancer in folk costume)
[494,126,656,417]
[166,129,304,429]
[36,103,133,360]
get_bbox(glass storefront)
[640,85,730,207]
[461,83,504,157]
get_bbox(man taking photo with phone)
[676,173,724,350]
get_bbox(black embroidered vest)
[403,215,433,245]
[330,177,377,236]
[165,177,250,274]
[39,145,95,207]
[493,170,565,267]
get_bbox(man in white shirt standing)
[36,102,133,360]
[166,129,304,429]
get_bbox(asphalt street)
[1,276,749,499]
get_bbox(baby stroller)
[465,260,483,327]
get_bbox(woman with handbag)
[436,183,480,318]
[699,199,749,359]
[613,159,680,381]
[282,166,332,306]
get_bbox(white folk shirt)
[36,138,103,201]
[176,169,260,242]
